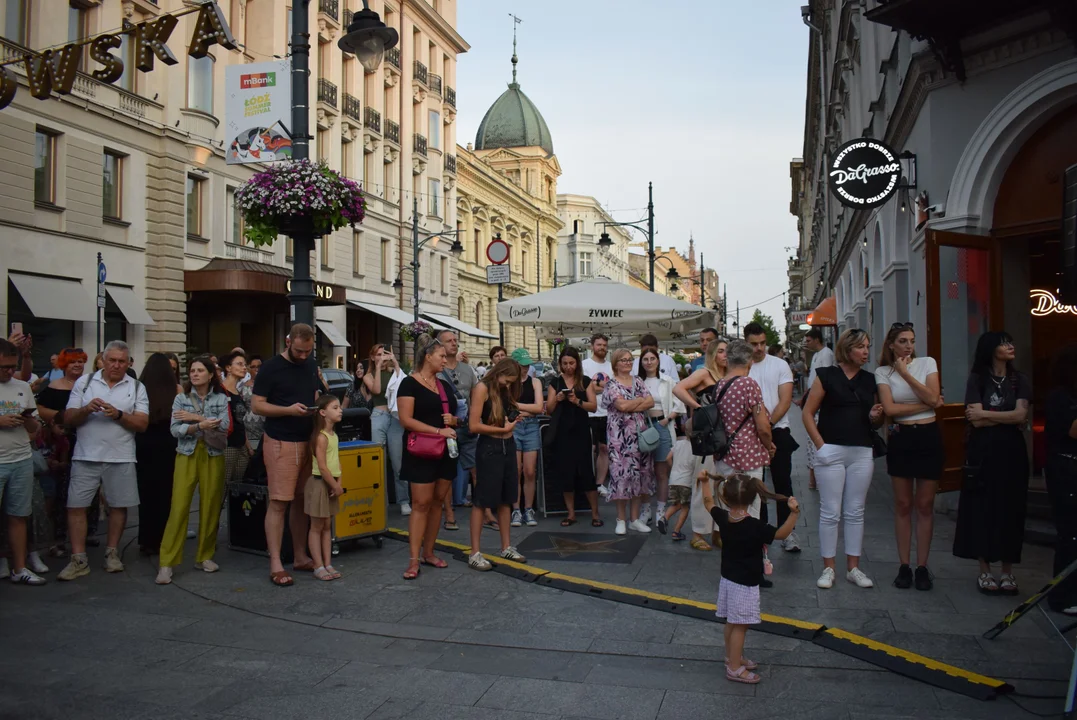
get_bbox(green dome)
[475,82,554,156]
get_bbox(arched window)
[458,296,465,321]
[475,301,483,330]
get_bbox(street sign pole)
[498,281,504,346]
[486,234,510,348]
[96,253,104,355]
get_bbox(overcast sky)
[454,0,809,334]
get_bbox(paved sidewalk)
[1,412,1072,719]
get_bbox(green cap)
[510,347,533,366]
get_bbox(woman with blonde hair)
[603,347,656,535]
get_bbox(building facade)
[0,0,469,374]
[555,194,630,286]
[793,0,1077,490]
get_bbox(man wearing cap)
[508,348,543,527]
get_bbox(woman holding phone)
[547,346,601,527]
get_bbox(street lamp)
[653,256,680,295]
[403,194,464,321]
[338,0,399,73]
[596,182,655,290]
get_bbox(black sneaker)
[759,577,774,589]
[893,564,913,589]
[914,565,933,591]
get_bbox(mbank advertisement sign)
[225,60,292,165]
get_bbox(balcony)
[342,8,353,28]
[225,242,274,263]
[413,60,428,85]
[317,78,338,109]
[414,133,428,158]
[444,154,456,175]
[386,47,401,70]
[445,86,456,109]
[364,106,381,134]
[343,93,361,122]
[385,119,400,146]
[428,73,442,96]
[319,0,339,22]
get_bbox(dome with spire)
[474,43,554,156]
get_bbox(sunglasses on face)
[890,322,914,330]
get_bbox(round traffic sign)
[486,238,509,265]
[98,262,107,284]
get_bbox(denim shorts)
[0,458,34,517]
[649,419,674,464]
[513,416,541,452]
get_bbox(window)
[473,227,481,263]
[117,32,135,92]
[102,151,123,219]
[341,138,353,178]
[228,188,245,244]
[381,238,391,281]
[286,237,294,261]
[475,301,483,331]
[68,5,87,70]
[440,257,447,292]
[186,175,204,237]
[34,129,56,205]
[352,231,363,275]
[317,130,329,164]
[579,251,593,277]
[428,110,440,150]
[3,0,28,45]
[522,250,528,282]
[428,178,440,217]
[187,55,214,114]
[320,235,333,269]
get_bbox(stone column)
[144,153,188,355]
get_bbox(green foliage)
[750,310,781,347]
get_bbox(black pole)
[498,282,505,346]
[96,252,102,355]
[647,181,655,292]
[699,251,705,307]
[288,0,315,329]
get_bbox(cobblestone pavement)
[1,412,1072,719]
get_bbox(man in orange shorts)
[251,324,322,586]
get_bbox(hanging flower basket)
[545,336,566,354]
[233,159,366,247]
[400,320,433,342]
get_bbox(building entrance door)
[925,230,1004,492]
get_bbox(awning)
[9,273,98,322]
[809,296,838,326]
[422,312,498,340]
[105,286,155,325]
[348,300,446,328]
[315,320,350,347]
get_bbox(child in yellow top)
[307,394,344,581]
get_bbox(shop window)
[102,150,124,220]
[187,54,214,114]
[186,175,204,237]
[937,245,991,396]
[34,128,58,205]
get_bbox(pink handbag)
[406,380,450,460]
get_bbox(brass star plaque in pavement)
[515,531,647,564]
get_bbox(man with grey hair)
[436,329,484,519]
[58,340,149,581]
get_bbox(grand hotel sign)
[0,2,237,111]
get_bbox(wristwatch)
[115,410,124,422]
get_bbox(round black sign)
[828,138,902,209]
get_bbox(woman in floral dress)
[603,348,656,536]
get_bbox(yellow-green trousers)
[159,441,225,567]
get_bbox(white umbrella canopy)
[497,277,717,342]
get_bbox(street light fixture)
[596,182,655,290]
[403,197,465,321]
[338,0,400,73]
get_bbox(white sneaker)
[817,567,836,589]
[846,568,874,588]
[0,557,9,579]
[615,519,627,536]
[155,566,173,585]
[468,552,492,572]
[401,502,412,516]
[639,505,653,526]
[103,547,124,573]
[10,568,46,585]
[27,551,49,574]
[629,519,652,533]
[597,485,610,499]
[655,502,666,520]
[782,532,802,553]
[500,546,526,563]
[57,555,90,581]
[510,509,523,528]
[194,559,219,573]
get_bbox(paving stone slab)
[475,677,664,720]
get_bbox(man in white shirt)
[631,333,679,378]
[799,328,834,490]
[582,333,613,496]
[745,322,798,556]
[383,350,409,514]
[58,340,149,581]
[0,338,45,584]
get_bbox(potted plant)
[233,159,366,247]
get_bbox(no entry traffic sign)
[486,237,509,265]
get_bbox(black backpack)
[688,377,752,459]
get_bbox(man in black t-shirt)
[251,323,321,586]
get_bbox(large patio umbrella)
[497,277,717,342]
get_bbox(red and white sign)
[486,238,510,265]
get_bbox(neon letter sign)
[1030,289,1077,317]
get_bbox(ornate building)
[454,50,562,358]
[555,195,631,286]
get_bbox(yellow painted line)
[485,556,549,576]
[543,572,677,603]
[823,628,1007,688]
[760,613,825,631]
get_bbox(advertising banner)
[225,60,292,165]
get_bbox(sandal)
[725,664,761,684]
[671,531,686,542]
[421,555,448,569]
[443,520,459,531]
[314,567,334,581]
[483,521,499,531]
[292,560,316,572]
[269,570,294,587]
[726,657,758,671]
[690,536,712,552]
[326,565,342,580]
[591,517,604,527]
[561,518,578,527]
[999,574,1019,596]
[977,572,999,594]
[403,560,421,580]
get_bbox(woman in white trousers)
[802,329,884,590]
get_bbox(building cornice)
[405,1,470,54]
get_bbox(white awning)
[105,286,155,325]
[422,312,498,340]
[348,300,446,329]
[315,320,350,347]
[9,273,98,322]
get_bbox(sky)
[454,0,810,336]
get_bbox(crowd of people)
[1,323,1075,630]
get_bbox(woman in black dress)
[1045,344,1077,614]
[955,331,1031,595]
[135,353,182,555]
[546,346,600,527]
[397,335,459,580]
